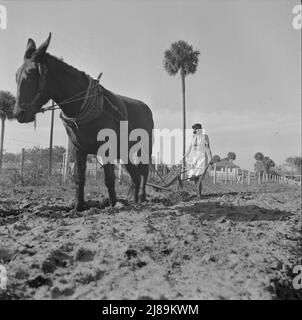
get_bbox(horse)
[14,33,154,211]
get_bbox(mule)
[14,33,154,211]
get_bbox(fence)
[1,146,301,187]
[0,148,126,185]
[208,165,301,186]
[149,162,301,187]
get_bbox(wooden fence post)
[20,148,25,184]
[248,170,251,185]
[95,157,98,180]
[48,106,55,176]
[118,161,122,184]
[225,166,228,184]
[63,138,71,184]
[156,152,159,172]
[213,163,217,184]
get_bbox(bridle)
[31,62,48,109]
[18,61,131,130]
[17,60,101,115]
[37,71,102,114]
[16,60,48,113]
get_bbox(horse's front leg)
[103,163,117,207]
[74,148,87,211]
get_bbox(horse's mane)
[45,53,89,79]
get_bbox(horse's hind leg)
[103,163,117,207]
[138,163,149,203]
[125,163,140,203]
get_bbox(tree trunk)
[0,118,5,175]
[181,72,186,176]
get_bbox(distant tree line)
[211,152,236,164]
[283,156,302,175]
[3,146,96,167]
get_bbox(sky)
[0,0,301,170]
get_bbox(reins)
[40,71,132,130]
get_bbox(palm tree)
[227,152,236,163]
[254,152,265,176]
[163,40,200,169]
[212,155,221,163]
[263,157,275,175]
[0,91,15,174]
[294,157,302,174]
[254,152,264,161]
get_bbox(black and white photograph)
[0,0,301,305]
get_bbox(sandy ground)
[0,181,301,300]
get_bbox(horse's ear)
[24,38,37,59]
[34,32,51,62]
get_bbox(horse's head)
[14,33,52,123]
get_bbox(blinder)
[17,61,48,112]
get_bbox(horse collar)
[60,76,104,129]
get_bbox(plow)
[147,159,215,197]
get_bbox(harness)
[59,76,104,129]
[33,63,141,160]
[59,75,129,130]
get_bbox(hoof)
[110,198,117,207]
[128,192,138,203]
[138,193,146,203]
[74,202,85,212]
[115,201,125,209]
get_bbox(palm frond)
[163,49,179,75]
[163,41,200,77]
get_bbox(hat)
[192,123,202,130]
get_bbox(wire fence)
[1,140,301,187]
[149,162,302,187]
